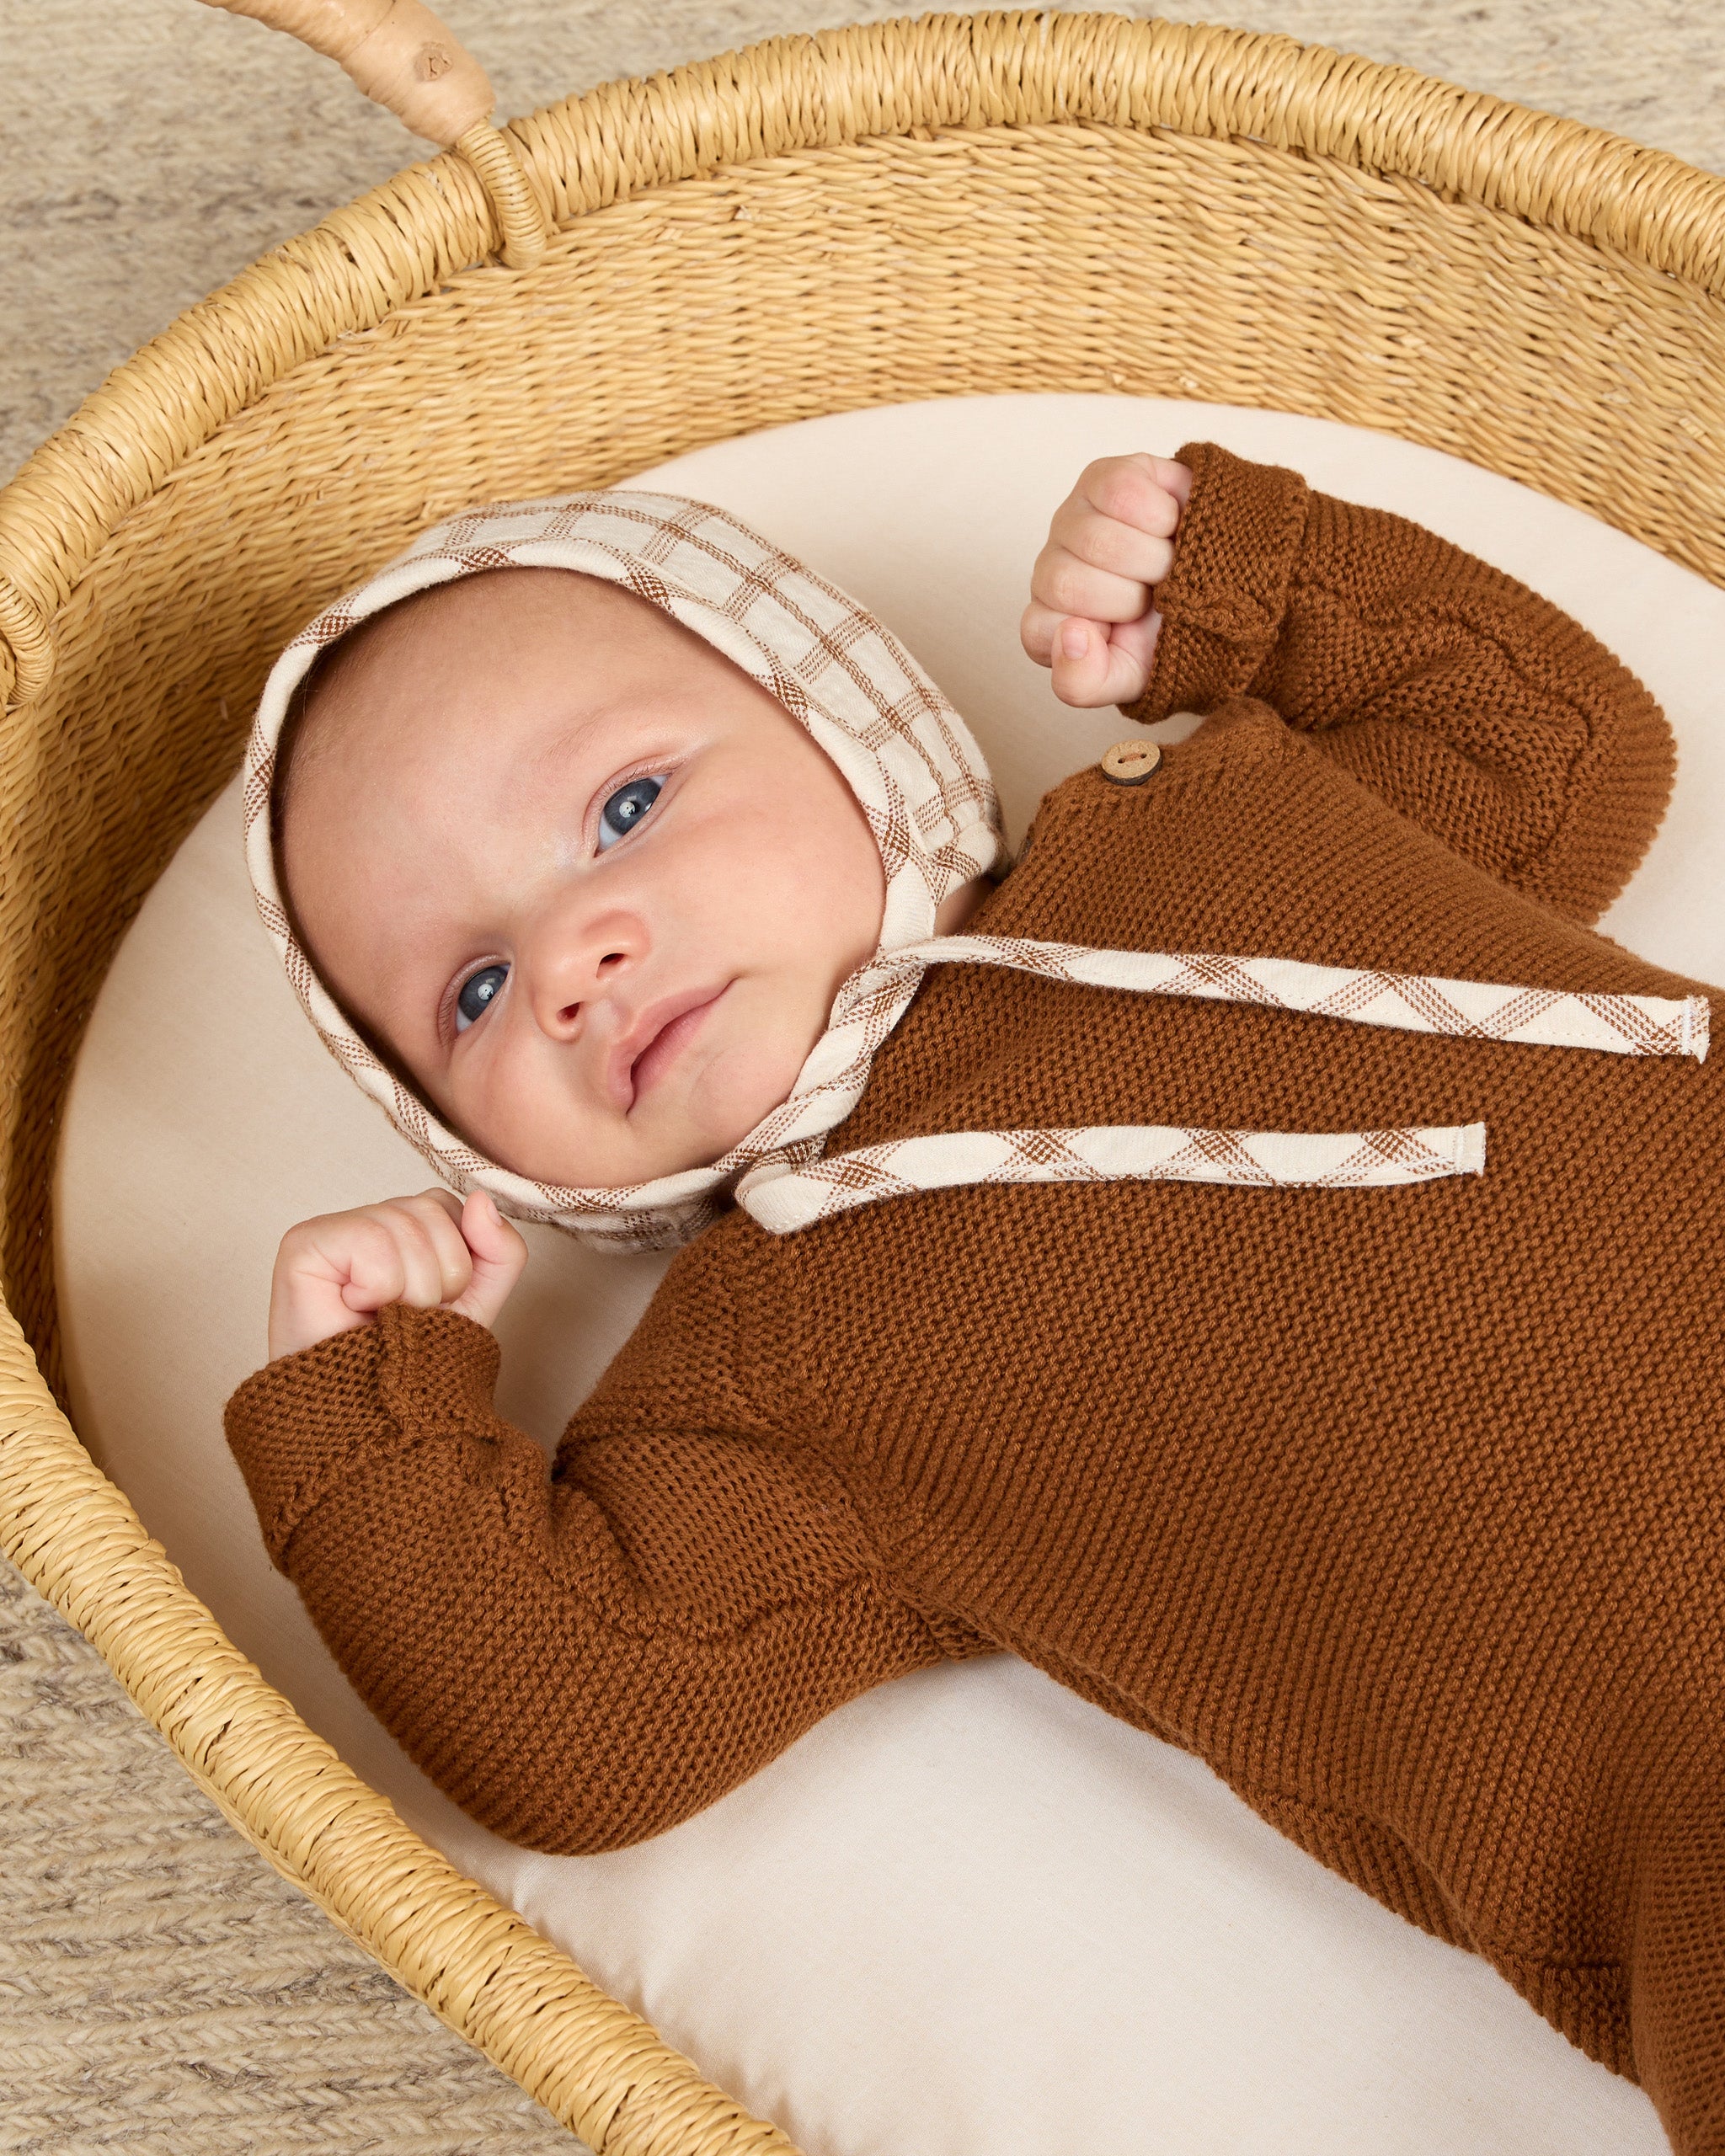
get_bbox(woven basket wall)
[3,12,1722,2148]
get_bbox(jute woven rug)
[3,3,1722,2148]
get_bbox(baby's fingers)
[340,1195,470,1315]
[450,1188,529,1331]
[267,1191,478,1362]
[333,1221,420,1316]
[1025,536,1154,645]
[1076,452,1192,530]
[1046,499,1175,598]
[1044,611,1162,710]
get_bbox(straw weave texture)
[3,3,1724,2149]
[0,1556,578,2153]
[7,0,1724,489]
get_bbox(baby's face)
[280,568,889,1189]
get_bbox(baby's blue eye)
[455,963,508,1033]
[597,775,665,851]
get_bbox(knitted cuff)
[224,1305,501,1566]
[1120,440,1311,726]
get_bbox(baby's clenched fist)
[268,1187,527,1363]
[1021,453,1192,709]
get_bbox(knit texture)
[227,449,1723,2152]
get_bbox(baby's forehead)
[342,563,660,667]
[286,566,761,833]
[306,568,680,730]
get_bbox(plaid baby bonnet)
[245,491,1709,1251]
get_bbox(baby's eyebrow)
[533,701,638,776]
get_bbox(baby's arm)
[1024,441,1675,926]
[231,1219,948,1854]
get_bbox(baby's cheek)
[633,984,807,1171]
[775,801,884,958]
[446,1038,569,1178]
[703,985,816,1120]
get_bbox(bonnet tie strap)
[734,937,1708,1235]
[834,936,1711,1060]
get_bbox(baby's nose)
[547,949,627,1029]
[530,929,640,1038]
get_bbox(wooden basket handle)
[197,0,548,264]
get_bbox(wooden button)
[1099,739,1162,786]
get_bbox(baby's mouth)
[613,985,731,1112]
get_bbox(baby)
[229,441,1722,2153]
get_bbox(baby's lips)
[604,983,729,1113]
[600,1022,640,1114]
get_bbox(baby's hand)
[267,1187,528,1364]
[1020,454,1192,708]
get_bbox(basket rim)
[1,6,1722,707]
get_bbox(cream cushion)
[57,395,1723,2155]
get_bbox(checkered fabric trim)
[831,937,1712,1061]
[243,489,1007,1251]
[734,937,1707,1234]
[740,1122,1488,1234]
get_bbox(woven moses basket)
[4,3,1725,2146]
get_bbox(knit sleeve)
[1120,440,1676,925]
[223,1287,947,1855]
